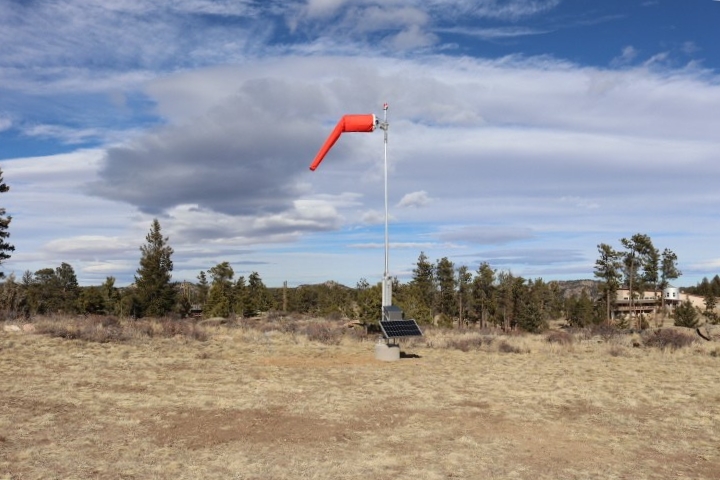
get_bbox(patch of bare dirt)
[146,406,394,449]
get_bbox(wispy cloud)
[436,26,550,39]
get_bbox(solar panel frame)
[379,319,423,338]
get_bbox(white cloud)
[398,190,431,208]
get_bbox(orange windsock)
[309,114,376,171]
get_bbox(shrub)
[36,316,208,343]
[446,336,490,352]
[36,322,79,340]
[302,322,343,345]
[498,340,523,354]
[590,323,619,342]
[643,329,696,350]
[608,344,627,357]
[157,319,209,341]
[674,300,700,328]
[545,330,573,345]
[324,311,343,321]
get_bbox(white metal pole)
[381,103,391,308]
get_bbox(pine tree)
[246,271,269,317]
[356,278,381,323]
[102,276,120,315]
[435,257,456,323]
[567,289,595,328]
[205,262,234,318]
[594,243,623,324]
[456,265,472,328]
[659,249,681,294]
[407,252,435,324]
[196,271,209,305]
[0,168,15,278]
[135,219,175,317]
[55,262,79,313]
[233,275,246,318]
[471,262,495,328]
[674,299,699,328]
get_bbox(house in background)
[613,287,706,320]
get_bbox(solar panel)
[380,319,423,338]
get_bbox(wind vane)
[309,104,422,359]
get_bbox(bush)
[673,300,700,328]
[590,323,619,342]
[545,330,573,345]
[498,340,523,354]
[157,319,209,341]
[302,322,343,345]
[643,329,696,350]
[36,316,208,343]
[608,344,627,357]
[446,335,491,352]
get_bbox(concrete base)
[375,341,401,362]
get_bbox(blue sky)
[1,0,720,288]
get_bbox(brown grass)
[1,319,720,479]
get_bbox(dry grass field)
[1,317,720,479]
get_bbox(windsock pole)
[380,103,391,307]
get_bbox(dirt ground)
[1,324,719,479]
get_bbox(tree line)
[0,219,706,332]
[0,219,275,320]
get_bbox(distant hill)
[554,279,600,299]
